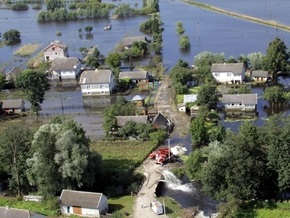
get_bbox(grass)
[0,89,26,100]
[176,86,201,103]
[158,197,185,218]
[108,195,136,216]
[14,43,41,57]
[90,140,157,170]
[0,196,59,217]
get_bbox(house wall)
[252,76,267,82]
[81,83,111,96]
[213,69,245,83]
[44,47,68,62]
[60,205,100,217]
[224,103,256,111]
[31,213,47,218]
[98,195,108,215]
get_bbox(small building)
[115,115,148,127]
[211,63,245,84]
[50,57,82,80]
[79,69,115,96]
[251,70,269,83]
[119,71,149,89]
[0,206,46,218]
[59,190,108,218]
[222,93,258,111]
[121,35,148,50]
[125,94,146,107]
[183,94,197,104]
[151,112,172,131]
[1,99,25,114]
[6,66,22,82]
[43,40,69,62]
[190,105,199,118]
[177,103,186,112]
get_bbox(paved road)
[132,75,191,218]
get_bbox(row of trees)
[0,117,103,197]
[186,115,290,202]
[176,21,190,49]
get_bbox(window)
[87,86,91,89]
[52,47,55,51]
[100,85,104,89]
[87,92,91,95]
[67,207,70,213]
[227,72,232,77]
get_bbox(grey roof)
[116,115,148,126]
[80,69,113,84]
[222,93,258,105]
[60,190,105,209]
[211,63,244,75]
[0,207,42,218]
[251,70,269,78]
[50,57,80,71]
[6,67,23,78]
[1,99,24,109]
[119,71,148,80]
[151,112,169,127]
[122,36,147,47]
[183,94,197,103]
[44,40,68,51]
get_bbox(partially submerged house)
[0,206,46,218]
[1,99,25,114]
[43,40,69,62]
[151,112,172,131]
[251,70,269,83]
[121,35,148,50]
[50,57,82,80]
[222,93,258,112]
[6,66,22,82]
[119,71,149,89]
[211,63,245,84]
[59,189,108,218]
[79,69,115,96]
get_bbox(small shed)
[0,206,46,218]
[1,99,25,114]
[251,70,269,82]
[59,190,108,218]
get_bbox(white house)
[211,63,245,84]
[43,40,69,62]
[79,69,115,96]
[50,57,82,80]
[0,206,46,218]
[59,190,108,217]
[222,93,258,111]
[251,70,269,83]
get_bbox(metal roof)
[79,69,113,84]
[211,63,244,75]
[119,71,148,80]
[60,190,105,209]
[222,93,258,105]
[50,57,80,71]
[251,70,269,77]
[116,115,148,126]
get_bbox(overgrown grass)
[0,89,26,99]
[158,197,185,218]
[108,195,136,216]
[13,43,41,56]
[0,196,60,216]
[90,140,157,170]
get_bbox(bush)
[12,3,29,10]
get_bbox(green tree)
[196,85,218,110]
[263,85,287,104]
[149,129,167,144]
[0,74,5,89]
[84,26,93,34]
[106,52,121,69]
[46,0,64,12]
[190,114,208,147]
[179,35,190,49]
[185,148,205,180]
[247,52,265,70]
[0,124,33,196]
[3,29,21,44]
[26,118,97,197]
[263,37,289,83]
[15,70,50,115]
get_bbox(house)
[177,103,186,112]
[0,206,46,218]
[211,63,245,84]
[222,93,258,112]
[119,71,149,88]
[183,94,197,104]
[125,94,146,107]
[79,69,115,96]
[1,99,25,114]
[115,115,148,127]
[6,66,22,82]
[151,112,172,131]
[121,35,148,49]
[190,105,199,118]
[50,57,82,80]
[43,40,69,62]
[59,190,108,218]
[251,70,269,83]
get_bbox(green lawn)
[176,86,201,103]
[254,202,290,218]
[109,195,136,216]
[90,140,157,170]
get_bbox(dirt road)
[132,76,191,218]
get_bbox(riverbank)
[183,0,290,32]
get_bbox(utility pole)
[60,94,64,115]
[168,139,170,163]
